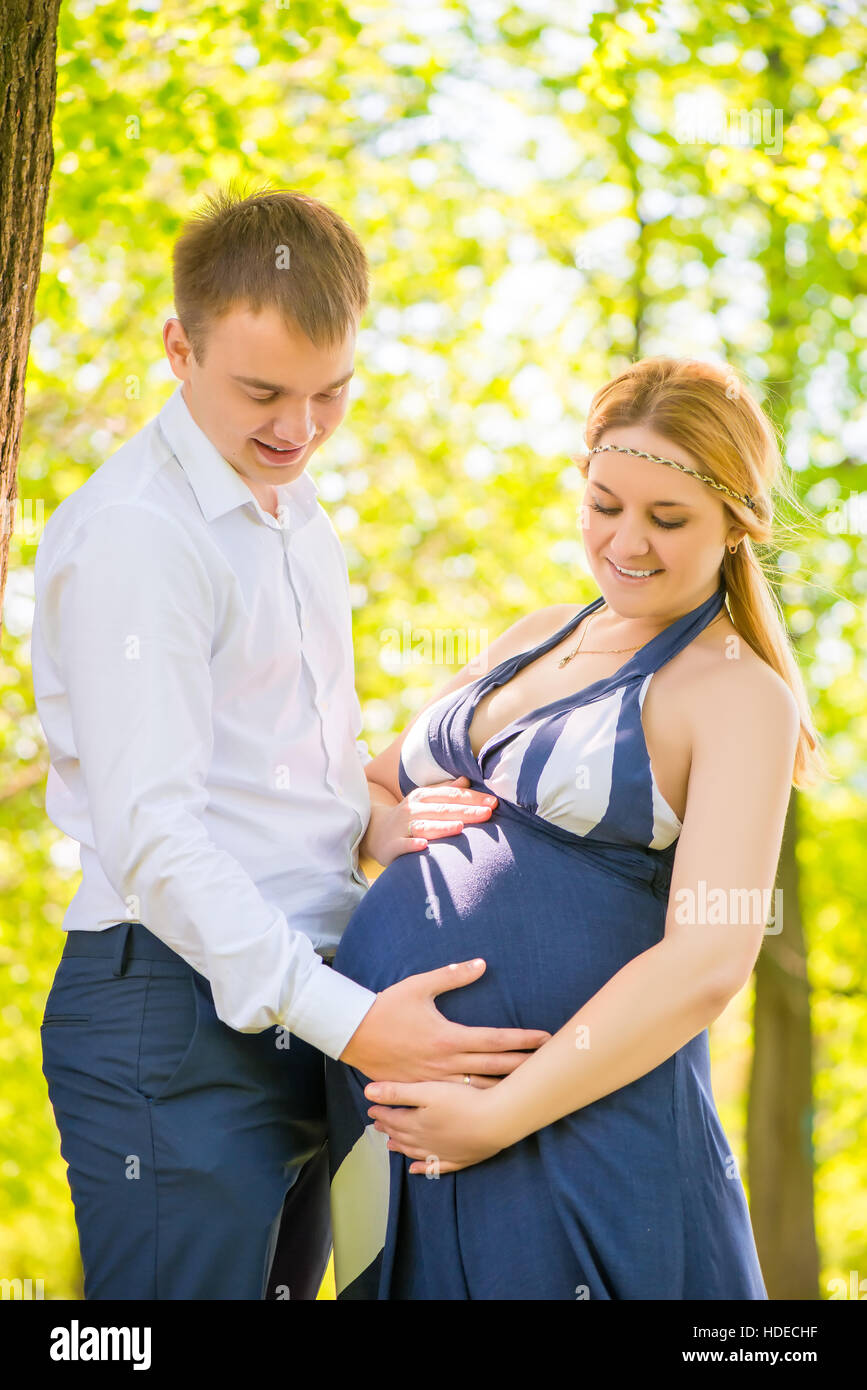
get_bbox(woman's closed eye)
[588,500,686,531]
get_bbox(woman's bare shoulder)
[674,620,800,739]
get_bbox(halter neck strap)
[468,580,728,760]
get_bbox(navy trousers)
[40,921,331,1300]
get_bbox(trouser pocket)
[40,955,202,1105]
[135,968,203,1104]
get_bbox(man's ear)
[163,316,197,377]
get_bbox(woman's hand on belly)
[362,775,497,867]
[364,1077,511,1174]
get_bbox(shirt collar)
[156,382,320,526]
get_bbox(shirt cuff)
[287,958,378,1060]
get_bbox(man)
[32,186,548,1300]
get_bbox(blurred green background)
[1,0,865,1300]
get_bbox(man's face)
[163,304,356,494]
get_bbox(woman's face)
[580,424,744,620]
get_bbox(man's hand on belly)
[338,957,551,1083]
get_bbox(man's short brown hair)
[172,181,369,363]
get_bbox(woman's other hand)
[362,776,497,867]
[364,1076,508,1173]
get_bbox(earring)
[727,543,738,554]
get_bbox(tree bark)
[0,0,62,633]
[744,35,822,1293]
[747,789,820,1297]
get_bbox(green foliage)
[2,0,865,1299]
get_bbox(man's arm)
[39,500,550,1078]
[39,500,377,1060]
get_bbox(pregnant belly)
[334,815,669,1037]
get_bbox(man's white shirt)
[31,382,378,1059]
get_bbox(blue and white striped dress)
[326,581,768,1300]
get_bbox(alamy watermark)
[673,881,783,934]
[675,106,783,154]
[1,497,45,544]
[1,1277,45,1299]
[380,623,490,669]
[823,491,867,536]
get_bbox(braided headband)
[587,443,757,512]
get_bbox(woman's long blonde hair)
[574,356,831,790]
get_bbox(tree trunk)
[0,0,61,633]
[745,35,822,1294]
[747,788,820,1297]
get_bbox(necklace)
[557,606,725,668]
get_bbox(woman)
[325,356,827,1300]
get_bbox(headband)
[587,443,757,512]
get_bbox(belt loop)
[112,921,134,977]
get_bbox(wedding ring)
[463,1074,471,1085]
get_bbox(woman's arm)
[365,658,801,1171]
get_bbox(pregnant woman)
[326,356,826,1299]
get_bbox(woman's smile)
[605,555,664,584]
